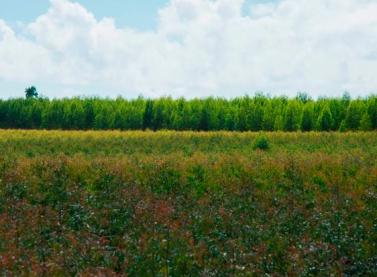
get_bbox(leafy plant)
[252,134,270,151]
[25,86,38,99]
[0,131,376,275]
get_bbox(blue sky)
[0,0,376,100]
[0,0,277,30]
[0,0,168,30]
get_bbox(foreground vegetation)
[1,92,377,132]
[1,130,377,276]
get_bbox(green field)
[1,130,377,276]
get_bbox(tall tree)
[25,86,38,99]
[344,100,364,131]
[301,102,315,132]
[283,100,302,131]
[367,96,377,129]
[296,91,312,104]
[316,104,334,131]
[142,100,153,130]
[262,102,274,131]
[360,112,372,131]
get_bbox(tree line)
[0,92,376,131]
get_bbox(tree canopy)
[25,86,38,99]
[0,93,376,131]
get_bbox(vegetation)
[24,86,38,99]
[252,134,269,151]
[1,130,377,275]
[1,92,377,131]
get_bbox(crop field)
[0,130,377,276]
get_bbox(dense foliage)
[1,130,377,275]
[1,92,377,131]
[24,86,38,100]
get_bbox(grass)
[0,130,377,276]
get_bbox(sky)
[0,0,377,100]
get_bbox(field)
[1,130,377,276]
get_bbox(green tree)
[250,102,264,131]
[296,91,312,104]
[142,100,153,130]
[41,100,64,129]
[316,104,334,131]
[360,112,372,131]
[237,96,251,131]
[0,100,7,128]
[262,102,275,131]
[339,120,347,132]
[274,115,284,131]
[328,99,343,130]
[344,100,364,131]
[70,100,86,130]
[301,103,315,132]
[367,97,377,129]
[342,91,351,107]
[83,99,95,129]
[151,100,164,130]
[25,86,38,99]
[283,100,302,131]
[225,106,238,131]
[123,97,144,130]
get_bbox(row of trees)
[0,92,376,131]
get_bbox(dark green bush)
[252,135,269,150]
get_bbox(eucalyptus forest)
[1,92,376,132]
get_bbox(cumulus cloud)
[0,20,15,39]
[0,19,55,83]
[0,0,377,98]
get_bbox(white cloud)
[1,0,377,99]
[0,20,55,83]
[0,20,15,39]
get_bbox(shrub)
[252,134,269,150]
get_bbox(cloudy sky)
[0,0,376,100]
